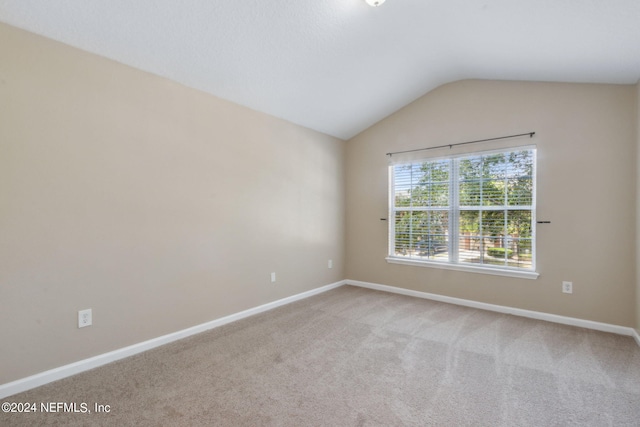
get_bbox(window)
[388,146,537,279]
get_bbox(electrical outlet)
[78,309,92,328]
[270,272,276,283]
[328,259,333,269]
[562,281,573,294]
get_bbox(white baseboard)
[0,280,346,400]
[2,278,636,399]
[346,279,638,338]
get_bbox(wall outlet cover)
[78,309,92,328]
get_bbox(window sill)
[385,257,539,280]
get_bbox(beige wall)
[346,79,637,327]
[0,23,345,384]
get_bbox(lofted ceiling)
[1,0,639,140]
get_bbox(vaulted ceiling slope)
[1,0,639,139]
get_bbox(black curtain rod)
[386,132,535,157]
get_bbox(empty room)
[1,0,640,425]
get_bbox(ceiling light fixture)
[365,0,386,6]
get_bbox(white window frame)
[386,146,538,280]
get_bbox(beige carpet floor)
[2,285,640,426]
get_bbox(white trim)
[0,280,346,399]
[385,257,539,280]
[347,279,637,337]
[3,278,637,399]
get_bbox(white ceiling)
[1,0,639,139]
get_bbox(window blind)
[389,146,536,273]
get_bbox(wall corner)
[636,79,640,333]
